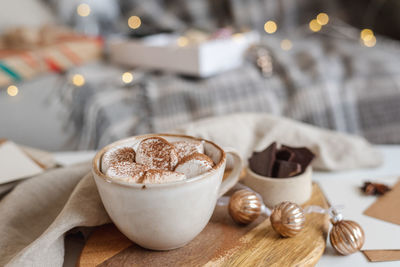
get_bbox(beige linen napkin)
[0,113,382,266]
[171,113,382,170]
[0,162,110,267]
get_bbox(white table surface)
[55,145,400,267]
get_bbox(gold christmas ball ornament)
[228,189,262,224]
[270,201,306,237]
[330,220,365,255]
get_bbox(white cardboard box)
[109,32,259,77]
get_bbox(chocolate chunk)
[281,145,315,172]
[249,143,315,178]
[248,142,277,177]
[276,147,295,161]
[272,160,302,178]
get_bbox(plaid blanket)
[62,24,400,149]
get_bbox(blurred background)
[1,0,400,151]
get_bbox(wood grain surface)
[79,183,329,267]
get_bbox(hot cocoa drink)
[92,134,243,250]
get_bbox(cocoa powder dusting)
[106,162,147,183]
[136,137,178,170]
[176,153,214,168]
[103,147,136,170]
[173,140,203,160]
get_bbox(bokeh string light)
[309,19,322,32]
[316,13,329,25]
[264,21,277,34]
[360,29,376,47]
[7,85,18,96]
[128,16,141,29]
[72,74,85,87]
[122,72,133,83]
[361,29,374,41]
[363,35,376,47]
[177,36,189,47]
[309,13,330,32]
[77,3,91,17]
[280,39,293,51]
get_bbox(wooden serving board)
[79,183,329,267]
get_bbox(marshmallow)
[141,169,186,184]
[136,137,179,170]
[172,140,204,160]
[101,146,136,172]
[174,153,214,178]
[106,162,148,183]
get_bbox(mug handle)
[218,147,243,198]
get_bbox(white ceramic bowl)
[243,166,312,208]
[92,134,242,250]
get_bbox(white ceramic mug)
[92,134,242,250]
[243,166,312,208]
